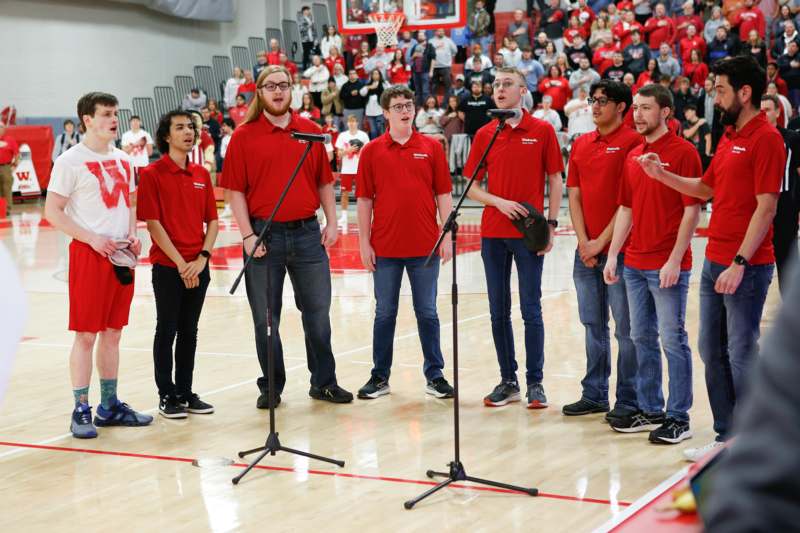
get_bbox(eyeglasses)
[587,96,613,106]
[491,80,517,90]
[389,102,415,113]
[259,82,290,92]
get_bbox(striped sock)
[100,379,118,409]
[73,386,89,407]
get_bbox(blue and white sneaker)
[94,400,153,427]
[71,404,98,439]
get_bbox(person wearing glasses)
[464,68,564,409]
[354,85,455,400]
[220,65,354,407]
[562,80,642,420]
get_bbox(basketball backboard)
[336,0,466,34]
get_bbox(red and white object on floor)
[12,144,42,197]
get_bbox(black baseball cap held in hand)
[511,202,550,252]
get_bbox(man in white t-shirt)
[120,115,153,178]
[44,92,153,439]
[334,114,369,227]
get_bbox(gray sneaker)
[526,383,548,409]
[71,405,98,439]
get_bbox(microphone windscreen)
[322,133,332,144]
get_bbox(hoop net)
[367,12,405,48]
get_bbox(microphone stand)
[230,140,344,486]
[404,116,538,509]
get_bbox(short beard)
[717,99,742,127]
[636,121,660,137]
[263,96,291,117]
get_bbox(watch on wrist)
[547,219,558,229]
[733,254,749,267]
[198,250,211,259]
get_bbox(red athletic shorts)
[68,240,135,333]
[340,173,356,192]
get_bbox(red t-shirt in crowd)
[238,82,257,95]
[0,134,19,164]
[222,112,333,221]
[137,155,218,268]
[567,124,643,254]
[613,21,644,49]
[571,6,596,33]
[679,36,707,64]
[702,112,786,265]
[675,14,705,42]
[267,51,281,65]
[229,105,248,127]
[538,76,571,110]
[619,131,702,271]
[643,16,676,49]
[464,111,564,239]
[683,61,709,87]
[734,7,766,39]
[324,55,346,76]
[356,131,452,257]
[593,42,619,75]
[388,63,412,85]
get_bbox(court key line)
[0,440,631,508]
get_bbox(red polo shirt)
[702,112,786,265]
[643,16,676,49]
[619,131,702,271]
[0,134,19,164]
[356,131,452,257]
[464,111,564,239]
[222,112,333,221]
[567,124,643,254]
[137,155,218,268]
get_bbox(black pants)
[302,41,314,70]
[773,190,800,296]
[152,263,211,399]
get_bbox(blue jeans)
[481,238,545,385]
[572,252,638,411]
[366,115,385,140]
[698,259,774,440]
[412,71,431,106]
[371,257,444,381]
[623,266,693,422]
[243,218,337,394]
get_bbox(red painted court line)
[0,441,629,507]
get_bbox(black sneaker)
[649,418,693,444]
[309,384,354,403]
[483,381,521,407]
[357,376,390,399]
[605,405,637,423]
[180,393,214,414]
[562,398,610,416]
[256,392,281,409]
[609,411,665,433]
[426,377,454,399]
[159,396,188,419]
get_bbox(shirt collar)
[507,110,533,132]
[591,123,628,144]
[383,129,422,148]
[259,111,301,133]
[156,154,192,175]
[642,129,674,151]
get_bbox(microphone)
[487,108,522,120]
[291,131,332,143]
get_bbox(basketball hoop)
[367,12,405,48]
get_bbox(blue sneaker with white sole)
[94,400,153,427]
[71,404,98,439]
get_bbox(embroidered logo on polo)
[521,138,538,145]
[193,182,205,189]
[606,146,621,153]
[732,145,747,154]
[84,159,132,209]
[413,153,429,159]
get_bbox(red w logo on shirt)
[15,171,29,182]
[84,160,132,209]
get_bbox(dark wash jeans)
[152,263,210,399]
[243,218,337,395]
[371,256,444,382]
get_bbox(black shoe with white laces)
[180,393,214,414]
[310,384,354,403]
[357,376,390,399]
[159,396,188,419]
[649,418,693,444]
[426,377,454,399]
[609,411,665,433]
[562,398,610,416]
[605,405,637,423]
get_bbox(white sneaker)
[338,212,347,224]
[683,440,725,462]
[220,205,232,218]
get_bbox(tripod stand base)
[403,461,537,509]
[232,432,345,485]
